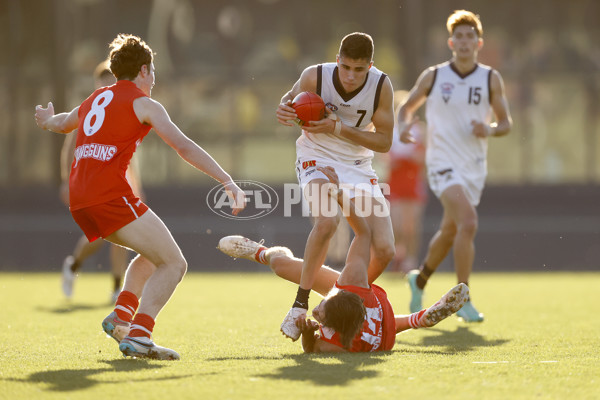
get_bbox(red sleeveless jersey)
[318,283,396,352]
[69,80,151,210]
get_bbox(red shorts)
[388,159,427,202]
[70,195,149,242]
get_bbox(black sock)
[70,261,80,273]
[292,287,310,309]
[416,264,434,290]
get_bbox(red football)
[291,92,325,126]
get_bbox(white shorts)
[295,155,384,199]
[427,162,486,206]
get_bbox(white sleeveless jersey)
[425,61,494,171]
[296,62,388,163]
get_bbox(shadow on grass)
[209,352,391,386]
[36,302,112,314]
[262,352,392,386]
[396,326,511,353]
[5,359,195,392]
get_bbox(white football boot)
[119,336,180,360]
[420,283,469,328]
[61,256,77,299]
[280,307,307,341]
[217,235,265,262]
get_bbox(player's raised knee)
[373,242,395,265]
[312,215,340,238]
[170,255,187,281]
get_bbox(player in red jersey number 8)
[35,33,246,360]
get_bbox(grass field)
[0,271,598,400]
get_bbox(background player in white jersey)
[276,32,395,340]
[398,10,512,322]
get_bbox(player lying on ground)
[219,166,468,353]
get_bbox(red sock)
[129,313,155,339]
[114,290,139,323]
[408,309,427,329]
[255,246,268,265]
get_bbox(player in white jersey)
[276,32,395,340]
[397,10,512,322]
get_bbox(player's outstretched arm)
[35,102,80,134]
[134,97,245,215]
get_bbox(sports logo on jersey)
[325,103,338,112]
[73,143,117,167]
[370,178,378,185]
[302,160,316,169]
[436,168,454,182]
[441,83,455,104]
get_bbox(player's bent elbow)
[376,136,393,153]
[380,142,392,153]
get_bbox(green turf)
[0,271,598,400]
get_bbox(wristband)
[333,120,342,136]
[488,123,498,137]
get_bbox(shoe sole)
[422,283,469,327]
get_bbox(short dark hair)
[322,290,366,349]
[339,32,374,61]
[108,34,154,80]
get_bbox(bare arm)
[35,102,80,134]
[133,97,245,215]
[298,318,347,353]
[58,132,77,205]
[398,68,435,143]
[472,70,512,138]
[312,338,347,353]
[276,66,318,126]
[304,77,395,153]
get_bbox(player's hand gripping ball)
[291,92,325,126]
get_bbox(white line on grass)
[472,361,510,364]
[471,361,559,364]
